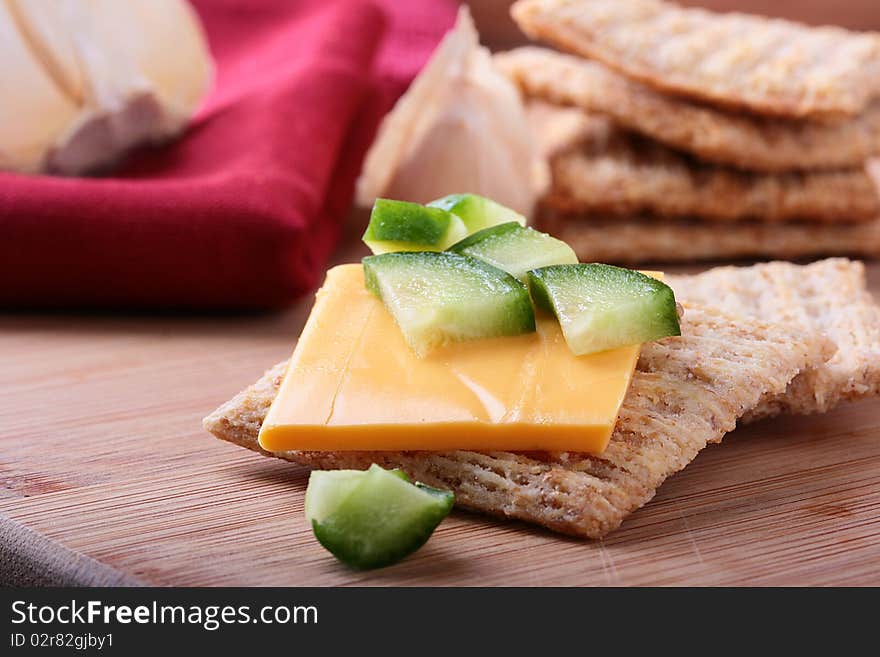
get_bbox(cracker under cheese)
[204,294,834,538]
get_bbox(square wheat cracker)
[204,295,833,538]
[542,212,880,263]
[496,47,880,173]
[670,259,880,421]
[526,102,880,223]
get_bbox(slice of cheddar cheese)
[260,264,661,454]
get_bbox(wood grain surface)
[1,231,878,586]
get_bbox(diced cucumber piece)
[428,193,526,233]
[309,464,454,570]
[362,251,535,357]
[363,199,467,254]
[448,222,578,283]
[527,264,681,356]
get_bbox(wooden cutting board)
[2,246,879,586]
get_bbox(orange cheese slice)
[259,264,653,454]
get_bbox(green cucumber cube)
[362,199,467,254]
[528,264,681,356]
[428,193,526,233]
[309,464,454,570]
[363,251,535,357]
[448,222,578,282]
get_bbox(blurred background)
[2,0,879,311]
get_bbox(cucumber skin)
[389,468,410,482]
[528,269,555,314]
[415,482,454,500]
[312,504,448,570]
[447,221,522,252]
[363,199,458,246]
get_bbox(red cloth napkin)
[0,0,457,309]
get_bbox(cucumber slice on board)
[363,251,536,357]
[362,199,467,254]
[428,193,526,233]
[448,222,578,282]
[308,464,454,570]
[528,264,681,356]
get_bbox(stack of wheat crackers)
[497,0,880,262]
